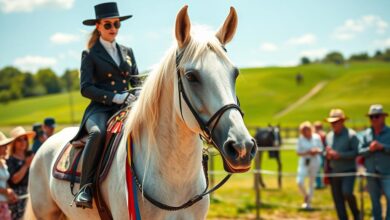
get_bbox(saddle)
[52,106,131,220]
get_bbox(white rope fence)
[208,169,385,178]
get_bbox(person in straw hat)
[0,132,17,220]
[324,108,360,220]
[71,2,139,209]
[359,104,390,220]
[296,121,323,210]
[6,126,35,220]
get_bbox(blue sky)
[0,0,389,75]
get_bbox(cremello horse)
[25,6,256,220]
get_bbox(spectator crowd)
[0,117,55,220]
[296,104,390,220]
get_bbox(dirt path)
[275,81,328,119]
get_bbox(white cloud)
[333,15,388,40]
[287,33,317,45]
[260,42,278,52]
[58,50,79,60]
[13,55,57,73]
[50,33,79,44]
[300,48,328,59]
[0,0,74,13]
[373,38,390,48]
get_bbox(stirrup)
[69,183,93,207]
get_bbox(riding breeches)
[80,111,111,187]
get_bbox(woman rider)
[73,2,139,209]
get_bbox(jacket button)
[111,81,115,86]
[113,90,117,93]
[108,73,112,77]
[103,95,107,99]
[122,80,126,84]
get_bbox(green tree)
[300,57,311,65]
[374,50,383,60]
[383,48,390,62]
[0,66,23,103]
[323,51,344,65]
[61,69,80,91]
[35,68,62,94]
[349,52,369,61]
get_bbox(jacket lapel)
[94,40,119,69]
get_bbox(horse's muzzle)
[220,138,256,173]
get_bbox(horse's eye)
[185,71,198,82]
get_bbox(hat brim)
[83,15,133,26]
[10,131,36,143]
[366,112,389,117]
[325,117,348,123]
[0,138,13,147]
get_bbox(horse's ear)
[175,5,191,49]
[216,7,238,45]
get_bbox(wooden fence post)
[254,149,261,220]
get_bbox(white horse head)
[173,6,256,172]
[25,6,256,220]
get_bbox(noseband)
[176,48,244,145]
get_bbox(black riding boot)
[74,113,108,209]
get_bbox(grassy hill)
[237,61,390,127]
[0,61,389,128]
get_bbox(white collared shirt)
[99,37,120,66]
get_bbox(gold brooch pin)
[126,55,132,66]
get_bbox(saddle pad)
[52,106,131,184]
[52,142,83,183]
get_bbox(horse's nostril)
[223,140,239,159]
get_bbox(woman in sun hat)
[0,132,17,220]
[6,126,35,220]
[71,2,140,209]
[296,121,323,209]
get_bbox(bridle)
[175,48,244,145]
[130,46,244,211]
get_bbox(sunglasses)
[103,21,121,30]
[369,114,382,120]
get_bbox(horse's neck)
[133,86,205,203]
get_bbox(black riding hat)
[82,2,132,26]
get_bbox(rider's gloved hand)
[112,92,129,104]
[124,93,137,105]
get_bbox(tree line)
[0,67,79,103]
[300,48,390,65]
